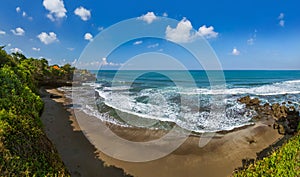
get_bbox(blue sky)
[0,0,299,70]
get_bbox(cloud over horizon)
[232,47,240,56]
[165,18,218,43]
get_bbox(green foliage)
[234,133,300,177]
[0,48,69,176]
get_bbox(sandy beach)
[40,88,129,177]
[40,88,283,177]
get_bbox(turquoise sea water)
[68,70,300,133]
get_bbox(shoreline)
[40,87,130,177]
[41,87,284,177]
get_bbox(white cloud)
[232,47,240,56]
[0,30,5,35]
[11,27,25,36]
[278,13,284,20]
[197,25,218,39]
[133,40,143,45]
[100,57,122,66]
[37,32,58,44]
[163,12,168,17]
[147,43,159,48]
[165,18,218,43]
[16,7,21,13]
[278,13,285,27]
[74,6,91,21]
[10,48,23,53]
[43,0,67,21]
[15,7,32,20]
[279,20,285,27]
[165,18,194,43]
[138,12,157,24]
[32,47,40,51]
[7,43,11,47]
[67,47,74,51]
[247,38,254,45]
[247,30,257,45]
[84,33,93,41]
[98,26,104,31]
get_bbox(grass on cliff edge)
[0,48,69,176]
[233,130,300,177]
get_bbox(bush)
[0,49,69,176]
[234,133,300,177]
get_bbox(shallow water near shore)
[61,70,300,133]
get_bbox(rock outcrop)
[238,96,300,135]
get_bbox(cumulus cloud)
[10,48,23,53]
[37,32,58,44]
[165,18,194,43]
[165,18,218,43]
[232,47,240,56]
[74,6,91,21]
[138,12,157,24]
[84,33,93,41]
[11,27,25,36]
[67,47,74,51]
[43,0,67,21]
[197,25,218,39]
[16,7,21,13]
[163,12,168,17]
[32,47,40,51]
[278,13,285,27]
[0,30,5,35]
[133,40,143,45]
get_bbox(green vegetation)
[0,47,70,176]
[234,132,300,177]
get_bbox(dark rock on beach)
[238,96,300,135]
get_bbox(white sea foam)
[63,78,300,133]
[179,79,300,96]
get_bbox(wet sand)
[41,88,283,177]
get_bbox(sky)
[0,0,299,70]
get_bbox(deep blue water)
[72,70,300,132]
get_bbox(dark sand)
[40,88,129,177]
[41,88,283,177]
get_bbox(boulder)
[238,95,300,135]
[278,124,285,134]
[238,96,260,107]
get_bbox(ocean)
[64,70,300,133]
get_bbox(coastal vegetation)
[234,96,300,176]
[234,132,300,176]
[0,47,70,176]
